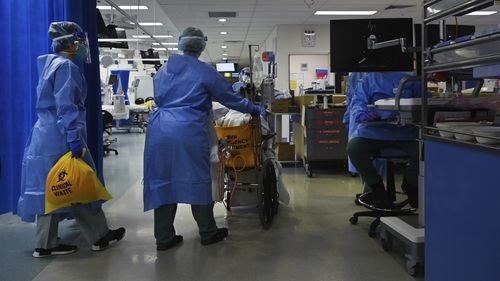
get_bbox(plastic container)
[435,122,479,138]
[472,127,500,144]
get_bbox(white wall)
[273,24,330,91]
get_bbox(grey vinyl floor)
[0,132,423,281]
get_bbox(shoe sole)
[33,249,78,258]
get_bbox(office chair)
[349,148,417,237]
[102,110,118,156]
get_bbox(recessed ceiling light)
[132,35,151,38]
[221,45,227,49]
[466,11,498,15]
[314,11,377,16]
[138,22,163,26]
[222,53,228,56]
[219,18,227,22]
[220,31,228,35]
[154,35,174,38]
[97,5,148,10]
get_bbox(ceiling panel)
[102,0,500,65]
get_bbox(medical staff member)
[17,22,125,258]
[232,67,251,92]
[343,72,385,196]
[143,27,264,250]
[347,72,420,209]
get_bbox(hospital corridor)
[2,1,500,281]
[1,133,421,281]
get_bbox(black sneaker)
[91,227,126,252]
[201,228,228,246]
[157,235,183,251]
[33,244,78,258]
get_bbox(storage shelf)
[424,0,494,24]
[424,32,500,73]
[423,134,500,154]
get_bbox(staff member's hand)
[69,140,83,158]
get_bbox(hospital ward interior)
[3,0,500,280]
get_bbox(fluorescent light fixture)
[97,5,148,10]
[152,43,160,45]
[466,11,498,16]
[132,35,151,38]
[154,35,174,38]
[220,31,228,35]
[139,22,163,26]
[153,48,166,51]
[162,42,178,46]
[98,38,144,42]
[218,18,227,22]
[222,53,228,56]
[168,48,178,51]
[314,11,377,16]
[221,45,227,49]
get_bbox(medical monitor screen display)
[330,18,413,72]
[216,63,235,72]
[140,49,161,65]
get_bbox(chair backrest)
[102,110,113,125]
[135,98,145,105]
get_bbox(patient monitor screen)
[330,18,413,72]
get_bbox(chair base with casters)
[102,110,118,156]
[349,154,417,237]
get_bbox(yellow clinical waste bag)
[45,150,112,214]
[215,122,261,170]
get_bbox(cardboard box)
[269,99,290,113]
[274,142,295,161]
[294,96,314,108]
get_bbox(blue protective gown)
[17,54,98,222]
[348,72,420,141]
[143,54,258,211]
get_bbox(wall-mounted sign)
[302,30,316,47]
[301,63,308,71]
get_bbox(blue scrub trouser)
[35,207,109,249]
[154,203,218,245]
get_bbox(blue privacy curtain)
[0,0,103,214]
[111,70,131,105]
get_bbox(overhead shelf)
[423,0,494,24]
[424,32,500,73]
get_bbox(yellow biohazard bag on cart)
[45,149,112,214]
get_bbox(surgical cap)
[48,21,83,52]
[178,27,207,53]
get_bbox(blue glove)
[359,111,379,122]
[69,140,83,158]
[251,105,266,118]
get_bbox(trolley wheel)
[258,159,278,230]
[115,151,119,155]
[405,258,418,276]
[349,172,358,177]
[349,216,358,224]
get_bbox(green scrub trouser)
[35,207,109,249]
[347,137,419,187]
[154,203,218,245]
